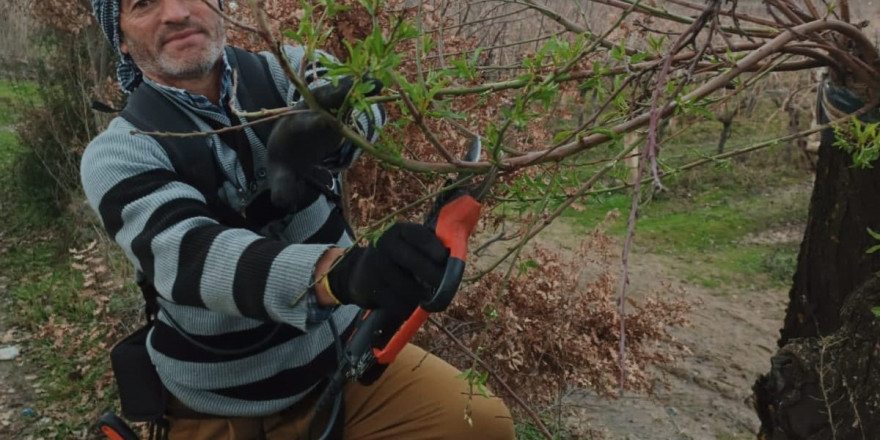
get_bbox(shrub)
[420,227,692,406]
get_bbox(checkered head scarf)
[90,0,224,93]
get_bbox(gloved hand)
[267,76,383,211]
[327,223,449,317]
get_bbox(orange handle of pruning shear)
[371,194,482,365]
[434,194,482,260]
[98,413,139,440]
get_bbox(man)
[81,0,514,438]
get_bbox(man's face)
[119,0,225,84]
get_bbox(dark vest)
[121,46,289,231]
[120,46,289,318]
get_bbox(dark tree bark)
[716,109,734,155]
[754,81,880,439]
[779,83,880,344]
[755,274,880,439]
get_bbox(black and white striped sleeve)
[80,117,326,331]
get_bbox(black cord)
[162,301,347,438]
[311,316,346,440]
[158,302,283,356]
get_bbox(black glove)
[327,223,449,317]
[267,77,383,211]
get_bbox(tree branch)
[430,316,554,440]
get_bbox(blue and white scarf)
[90,0,224,93]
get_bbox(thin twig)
[665,0,779,27]
[511,0,635,54]
[590,0,779,38]
[840,0,851,23]
[609,3,718,382]
[588,96,880,197]
[466,137,641,281]
[201,0,259,33]
[130,108,303,138]
[391,75,457,163]
[429,316,554,440]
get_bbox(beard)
[125,17,226,81]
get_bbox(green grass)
[2,241,93,324]
[563,170,808,288]
[0,81,59,234]
[0,79,38,126]
[541,96,810,290]
[0,78,127,438]
[515,421,571,440]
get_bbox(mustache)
[159,23,209,45]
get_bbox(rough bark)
[754,273,880,439]
[779,83,880,344]
[754,82,880,439]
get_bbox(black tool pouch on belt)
[110,323,167,422]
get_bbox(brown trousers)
[165,344,515,439]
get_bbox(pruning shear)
[310,137,496,440]
[342,135,497,384]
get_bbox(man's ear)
[120,39,129,56]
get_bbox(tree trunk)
[753,81,880,439]
[754,274,880,439]
[716,112,734,155]
[780,82,880,344]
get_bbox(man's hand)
[327,223,449,317]
[267,77,355,163]
[266,77,382,211]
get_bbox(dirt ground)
[567,250,788,440]
[0,303,40,439]
[520,218,797,440]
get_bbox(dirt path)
[0,298,38,439]
[572,255,785,439]
[0,208,41,439]
[524,220,793,440]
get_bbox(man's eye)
[132,0,152,9]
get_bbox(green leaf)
[483,305,499,321]
[427,108,468,120]
[355,81,378,96]
[357,0,376,16]
[872,307,880,317]
[629,52,649,64]
[648,35,666,54]
[518,259,539,276]
[686,104,715,120]
[476,384,490,399]
[588,126,619,139]
[553,130,573,144]
[611,44,625,61]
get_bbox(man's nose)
[159,0,192,24]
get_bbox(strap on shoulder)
[121,85,223,200]
[225,46,287,145]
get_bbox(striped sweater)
[80,46,384,417]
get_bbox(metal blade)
[464,136,482,163]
